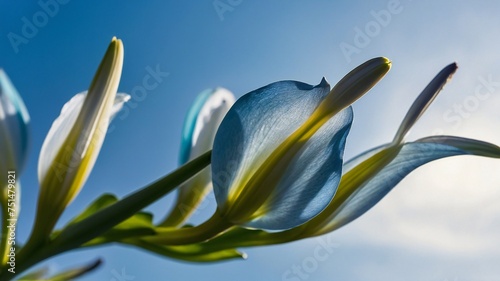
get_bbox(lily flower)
[146,57,390,246]
[191,62,500,254]
[211,57,391,230]
[0,69,30,180]
[301,62,500,237]
[160,87,235,227]
[34,37,130,236]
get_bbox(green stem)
[145,208,233,245]
[122,238,244,262]
[0,151,211,280]
[52,150,212,252]
[158,177,208,227]
[1,243,55,281]
[194,226,304,254]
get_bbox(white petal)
[189,87,235,160]
[163,88,234,226]
[38,92,129,184]
[38,92,85,184]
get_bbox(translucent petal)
[38,92,129,184]
[162,87,235,226]
[342,144,390,174]
[38,93,85,183]
[318,137,500,234]
[246,107,353,230]
[212,79,330,211]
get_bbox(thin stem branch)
[0,151,211,280]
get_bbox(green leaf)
[68,194,117,224]
[122,238,246,263]
[417,135,500,157]
[56,194,156,245]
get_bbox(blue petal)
[179,89,213,165]
[0,69,30,172]
[321,137,500,233]
[342,144,390,173]
[212,79,331,212]
[246,106,353,230]
[161,88,234,226]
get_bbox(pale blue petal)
[179,89,213,165]
[0,69,30,172]
[246,107,353,230]
[417,136,500,158]
[323,137,500,232]
[212,79,330,209]
[342,144,390,174]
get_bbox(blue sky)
[1,1,500,280]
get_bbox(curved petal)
[38,92,129,186]
[0,69,30,173]
[246,106,353,230]
[212,79,331,212]
[36,38,126,235]
[38,93,84,183]
[179,89,212,165]
[162,87,235,226]
[342,144,391,174]
[187,87,235,162]
[393,63,457,143]
[315,136,500,235]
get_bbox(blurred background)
[1,1,500,280]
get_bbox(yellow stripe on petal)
[225,58,390,224]
[36,38,124,237]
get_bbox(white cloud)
[335,74,500,266]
